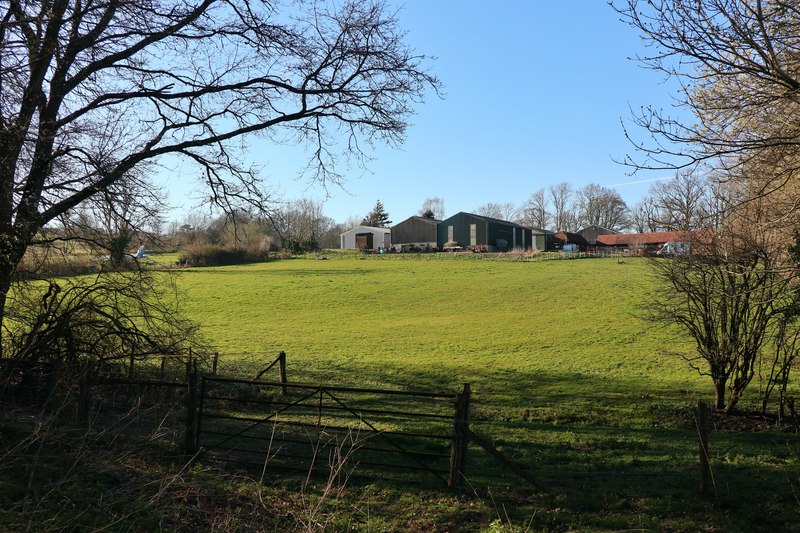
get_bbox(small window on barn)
[470,224,477,246]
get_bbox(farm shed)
[530,228,554,251]
[437,212,533,251]
[578,225,619,245]
[390,216,440,250]
[340,226,391,250]
[549,232,590,251]
[595,230,709,254]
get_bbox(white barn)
[340,226,391,250]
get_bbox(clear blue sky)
[164,1,687,225]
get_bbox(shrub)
[178,243,268,266]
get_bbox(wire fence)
[0,355,734,495]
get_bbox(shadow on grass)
[253,360,800,531]
[188,267,378,276]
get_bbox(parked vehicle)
[657,241,690,255]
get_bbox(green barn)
[437,212,534,251]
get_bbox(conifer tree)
[362,201,392,227]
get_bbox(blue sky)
[163,1,687,224]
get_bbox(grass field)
[5,254,799,531]
[163,254,800,531]
[176,255,705,420]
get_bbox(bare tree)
[630,196,660,233]
[549,182,576,232]
[318,220,347,249]
[0,0,439,351]
[647,237,800,414]
[7,271,203,367]
[419,197,445,220]
[342,214,363,231]
[649,172,712,231]
[475,202,518,221]
[272,198,328,252]
[575,183,630,231]
[518,189,550,229]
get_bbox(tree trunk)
[0,236,30,360]
[713,378,727,410]
[724,390,741,415]
[0,263,12,360]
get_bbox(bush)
[178,243,268,266]
[18,245,98,278]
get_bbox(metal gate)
[195,376,470,486]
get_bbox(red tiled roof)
[596,230,708,246]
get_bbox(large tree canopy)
[0,0,438,334]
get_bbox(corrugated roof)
[447,212,529,229]
[339,225,392,236]
[531,227,555,235]
[578,224,620,235]
[553,232,590,245]
[398,216,441,225]
[596,230,707,246]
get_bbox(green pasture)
[177,255,704,422]
[167,255,800,530]
[7,254,797,531]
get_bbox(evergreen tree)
[362,201,392,227]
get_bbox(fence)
[191,375,470,486]
[0,353,719,492]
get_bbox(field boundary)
[190,373,468,486]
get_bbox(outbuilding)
[437,212,533,251]
[595,230,709,254]
[340,226,391,250]
[549,232,590,251]
[578,225,620,245]
[530,227,554,251]
[390,216,440,251]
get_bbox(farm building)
[530,228,554,251]
[549,232,590,251]
[390,216,440,251]
[578,225,619,245]
[340,226,391,250]
[595,230,709,254]
[437,212,533,251]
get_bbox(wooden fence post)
[278,351,288,396]
[696,400,711,494]
[76,362,90,421]
[212,352,219,375]
[185,360,199,454]
[128,354,135,379]
[196,373,206,454]
[160,356,166,380]
[46,362,63,402]
[448,383,471,487]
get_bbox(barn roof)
[595,230,708,246]
[444,212,530,229]
[552,232,590,245]
[578,224,620,235]
[531,227,555,235]
[392,215,440,227]
[339,225,391,236]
